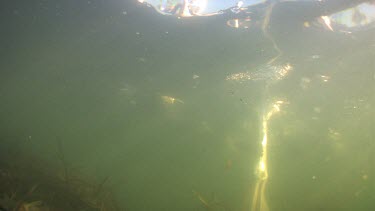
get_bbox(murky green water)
[1,1,374,210]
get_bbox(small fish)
[161,95,184,104]
[225,159,233,170]
[192,190,210,209]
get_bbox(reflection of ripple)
[226,63,292,82]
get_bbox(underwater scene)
[0,0,374,210]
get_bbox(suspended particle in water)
[318,75,331,82]
[313,107,321,113]
[362,174,368,180]
[300,77,311,90]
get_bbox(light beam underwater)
[250,101,285,211]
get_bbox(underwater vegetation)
[0,138,120,211]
